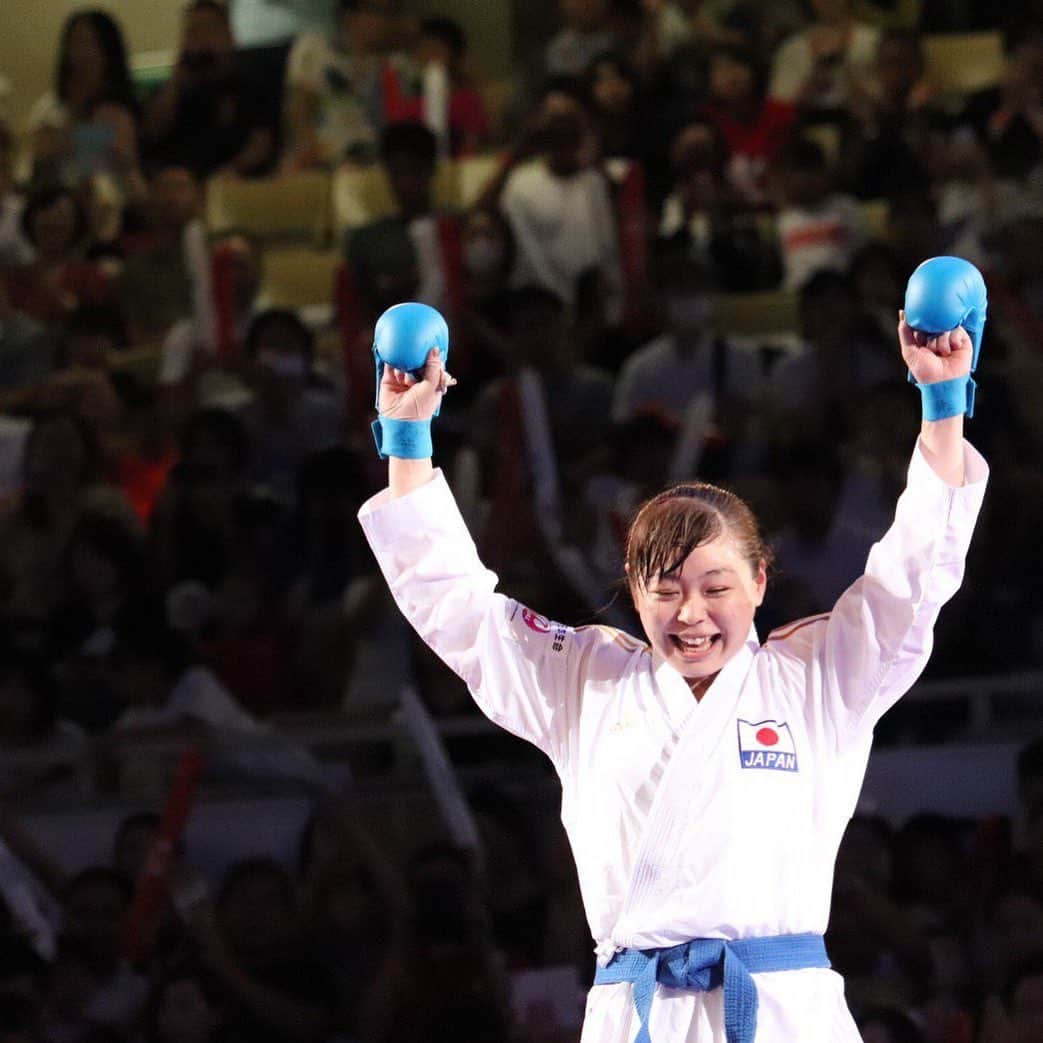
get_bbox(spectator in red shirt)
[702,45,795,207]
[392,16,491,157]
[6,187,114,327]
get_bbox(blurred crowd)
[0,0,1043,1040]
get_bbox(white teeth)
[678,636,712,649]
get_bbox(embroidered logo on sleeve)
[509,604,568,653]
[737,719,798,772]
[521,608,551,634]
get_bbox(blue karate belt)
[594,933,830,1043]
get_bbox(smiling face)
[630,533,765,684]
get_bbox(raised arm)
[360,312,619,764]
[777,302,988,753]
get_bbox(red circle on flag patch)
[756,727,779,746]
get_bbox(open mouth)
[670,633,721,657]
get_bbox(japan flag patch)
[737,719,799,772]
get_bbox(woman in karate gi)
[358,263,989,1043]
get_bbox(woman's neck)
[688,673,717,701]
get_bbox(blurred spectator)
[284,447,381,709]
[769,269,892,424]
[48,510,150,672]
[26,10,143,193]
[240,308,342,493]
[765,380,914,625]
[1015,738,1043,893]
[392,16,491,157]
[984,884,1043,993]
[346,121,454,315]
[108,611,329,794]
[150,407,250,591]
[6,187,114,326]
[202,857,337,1043]
[0,936,49,1022]
[657,119,781,289]
[108,377,180,527]
[111,810,161,883]
[892,814,966,929]
[990,957,1043,1043]
[776,137,864,289]
[284,0,406,169]
[143,0,276,179]
[583,410,680,586]
[769,0,880,117]
[960,21,1043,181]
[583,53,651,164]
[0,266,59,396]
[613,247,759,482]
[545,0,618,78]
[0,411,128,645]
[701,45,796,206]
[885,188,947,276]
[469,786,555,966]
[452,206,515,393]
[499,82,621,314]
[630,0,702,73]
[474,285,615,499]
[143,962,226,1043]
[840,30,939,200]
[850,240,905,346]
[119,166,201,343]
[160,228,264,398]
[361,843,509,1043]
[13,307,129,454]
[59,867,147,1032]
[297,794,407,1034]
[1017,737,1043,827]
[0,645,89,803]
[828,815,931,1015]
[198,489,296,718]
[857,1007,927,1043]
[0,122,33,267]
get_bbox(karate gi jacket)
[359,438,988,1043]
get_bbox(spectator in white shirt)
[776,136,864,290]
[500,83,621,314]
[769,268,893,426]
[768,0,879,115]
[545,0,619,78]
[614,245,759,479]
[0,124,31,268]
[283,0,405,168]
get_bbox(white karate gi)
[358,439,988,1042]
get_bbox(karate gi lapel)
[614,625,760,941]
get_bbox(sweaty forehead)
[649,533,746,583]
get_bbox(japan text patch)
[736,719,798,772]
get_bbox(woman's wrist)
[389,457,434,499]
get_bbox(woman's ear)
[753,560,767,607]
[624,562,638,602]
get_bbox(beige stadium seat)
[453,153,503,211]
[859,199,891,241]
[331,161,456,236]
[206,171,331,245]
[923,32,1005,96]
[802,125,840,166]
[716,290,800,338]
[260,247,341,310]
